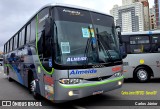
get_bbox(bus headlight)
[59,79,82,84]
[114,72,122,77]
[118,81,122,85]
[68,91,74,96]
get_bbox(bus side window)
[129,36,151,53]
[21,28,25,46]
[151,35,160,53]
[37,8,50,57]
[26,24,31,44]
[6,42,8,53]
[151,43,160,52]
[19,32,22,47]
[4,45,5,54]
[30,18,36,42]
[37,8,51,71]
[10,39,13,52]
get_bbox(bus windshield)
[53,7,121,66]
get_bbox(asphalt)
[0,66,160,109]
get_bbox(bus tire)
[7,67,13,82]
[134,67,150,83]
[8,77,13,82]
[29,75,40,99]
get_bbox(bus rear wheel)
[134,67,150,83]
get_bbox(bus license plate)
[93,90,103,95]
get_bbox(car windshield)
[53,7,121,66]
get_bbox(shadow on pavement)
[2,76,118,108]
[51,95,116,108]
[124,78,160,83]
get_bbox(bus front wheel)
[7,67,13,82]
[134,67,150,83]
[29,76,40,99]
[8,77,13,82]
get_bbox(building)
[110,5,119,26]
[150,6,157,30]
[110,0,150,32]
[155,0,160,29]
[138,0,150,31]
[110,2,144,32]
[122,0,136,5]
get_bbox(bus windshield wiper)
[96,28,113,63]
[84,26,98,66]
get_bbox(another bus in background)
[121,31,160,82]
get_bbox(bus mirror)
[116,26,121,35]
[122,53,127,59]
[116,26,122,45]
[45,18,51,38]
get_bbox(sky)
[0,0,154,51]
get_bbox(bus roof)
[26,3,112,28]
[47,3,111,16]
[121,30,160,36]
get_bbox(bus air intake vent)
[84,75,112,81]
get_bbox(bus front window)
[53,7,121,66]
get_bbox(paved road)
[0,66,160,109]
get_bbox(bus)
[3,3,124,102]
[121,31,160,82]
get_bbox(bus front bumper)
[54,76,124,102]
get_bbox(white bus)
[3,3,124,102]
[121,31,160,82]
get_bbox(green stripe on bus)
[4,64,12,69]
[60,76,124,89]
[4,64,15,73]
[36,15,54,75]
[4,64,14,70]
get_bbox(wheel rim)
[137,69,148,81]
[31,80,36,93]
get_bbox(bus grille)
[84,75,112,81]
